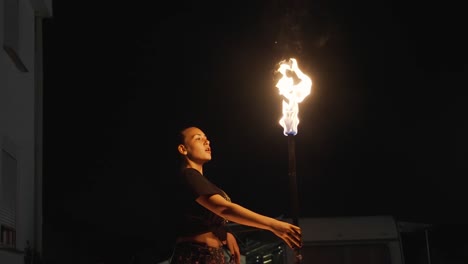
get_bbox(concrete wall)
[0,0,52,262]
[285,216,405,264]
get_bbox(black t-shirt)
[174,168,230,241]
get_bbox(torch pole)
[288,135,302,263]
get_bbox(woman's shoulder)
[179,167,206,184]
[180,167,202,176]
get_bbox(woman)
[169,126,302,264]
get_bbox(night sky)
[42,1,467,263]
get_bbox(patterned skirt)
[169,241,233,264]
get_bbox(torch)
[275,58,312,264]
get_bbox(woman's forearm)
[219,202,277,232]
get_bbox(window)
[0,225,15,248]
[0,149,17,248]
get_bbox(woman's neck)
[186,161,203,175]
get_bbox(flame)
[276,58,312,136]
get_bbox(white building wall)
[0,0,52,262]
[284,216,405,264]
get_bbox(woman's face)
[179,127,212,164]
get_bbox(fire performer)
[169,126,302,264]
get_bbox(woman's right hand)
[270,220,302,249]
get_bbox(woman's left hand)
[225,232,241,264]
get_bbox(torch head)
[276,58,312,136]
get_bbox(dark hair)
[175,125,194,169]
[177,128,186,146]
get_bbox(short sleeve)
[180,168,221,199]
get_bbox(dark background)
[42,0,467,263]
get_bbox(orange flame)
[276,58,312,136]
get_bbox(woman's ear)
[178,144,187,155]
